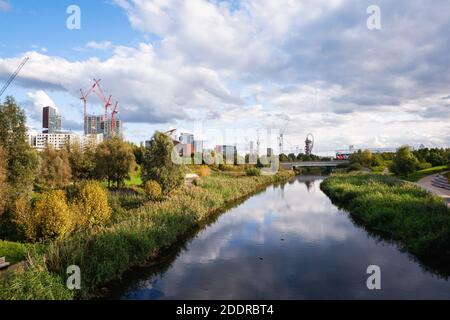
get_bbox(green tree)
[131,143,146,165]
[142,131,184,193]
[94,137,135,187]
[67,141,96,181]
[37,145,72,188]
[279,153,289,162]
[288,153,297,162]
[391,146,419,176]
[371,154,385,167]
[361,149,373,167]
[0,147,8,217]
[0,97,40,199]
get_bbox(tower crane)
[111,101,119,135]
[91,79,112,122]
[80,79,99,134]
[278,117,290,155]
[0,57,30,98]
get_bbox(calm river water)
[107,176,450,299]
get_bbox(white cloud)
[85,41,113,51]
[1,0,450,150]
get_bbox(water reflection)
[105,176,450,300]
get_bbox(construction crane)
[110,101,119,135]
[80,79,99,134]
[0,57,30,98]
[277,117,290,155]
[91,79,112,122]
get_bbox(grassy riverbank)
[321,174,450,260]
[0,171,294,300]
[403,165,449,182]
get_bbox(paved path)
[416,173,450,207]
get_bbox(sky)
[0,0,449,155]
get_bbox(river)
[106,176,450,299]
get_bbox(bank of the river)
[321,173,450,261]
[0,170,294,300]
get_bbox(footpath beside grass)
[321,174,450,261]
[403,165,449,182]
[0,170,294,300]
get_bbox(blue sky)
[0,0,449,154]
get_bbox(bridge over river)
[281,160,349,170]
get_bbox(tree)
[371,154,385,167]
[142,131,184,193]
[0,147,8,217]
[67,141,96,181]
[288,153,297,162]
[279,153,289,162]
[94,137,135,187]
[14,190,73,241]
[391,146,419,176]
[131,143,146,166]
[361,149,373,167]
[37,145,72,188]
[72,181,111,228]
[0,97,40,199]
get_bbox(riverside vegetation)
[1,171,294,300]
[0,96,294,300]
[321,174,450,262]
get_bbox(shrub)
[73,181,111,228]
[417,162,433,170]
[14,191,74,242]
[245,167,261,176]
[347,163,363,172]
[196,165,211,177]
[143,180,162,200]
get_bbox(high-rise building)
[85,115,123,138]
[85,115,104,135]
[42,106,61,133]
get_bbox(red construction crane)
[92,79,112,122]
[80,79,99,133]
[111,101,119,135]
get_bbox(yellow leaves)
[13,191,73,242]
[13,182,111,242]
[73,181,111,228]
[143,180,162,201]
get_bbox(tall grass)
[0,251,73,300]
[321,173,450,259]
[11,171,294,299]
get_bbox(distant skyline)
[0,0,449,155]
